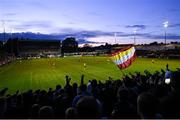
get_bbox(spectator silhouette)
[0,97,7,118]
[137,92,160,119]
[39,106,54,118]
[30,104,40,119]
[0,68,180,119]
[65,107,77,119]
[161,71,180,118]
[76,96,102,118]
[72,75,91,107]
[111,87,137,119]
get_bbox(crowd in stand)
[0,65,180,119]
[0,55,16,66]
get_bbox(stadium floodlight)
[163,21,168,28]
[163,21,168,45]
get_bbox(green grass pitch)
[0,56,180,94]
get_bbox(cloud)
[169,23,180,28]
[76,39,102,44]
[11,20,53,31]
[2,12,17,17]
[168,8,180,13]
[129,32,180,40]
[125,24,146,30]
[55,28,180,41]
[167,35,180,39]
[1,26,180,43]
[55,28,112,38]
[88,12,102,16]
[3,19,19,23]
[24,0,49,9]
[147,34,180,40]
[67,22,76,25]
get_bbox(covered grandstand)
[4,39,62,58]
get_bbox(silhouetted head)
[56,84,61,90]
[91,79,97,87]
[73,82,78,89]
[39,106,54,118]
[65,107,77,119]
[76,96,101,118]
[48,88,52,91]
[137,92,159,119]
[30,104,40,119]
[117,87,129,102]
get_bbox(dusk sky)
[0,0,180,45]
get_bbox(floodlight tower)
[133,30,137,45]
[163,21,168,45]
[114,32,117,44]
[11,28,14,39]
[2,20,5,41]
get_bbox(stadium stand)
[3,39,61,58]
[0,68,180,119]
[0,54,16,66]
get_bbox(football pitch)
[0,56,180,94]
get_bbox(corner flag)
[110,46,136,69]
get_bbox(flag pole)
[120,69,125,77]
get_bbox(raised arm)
[81,74,84,85]
[65,75,71,86]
